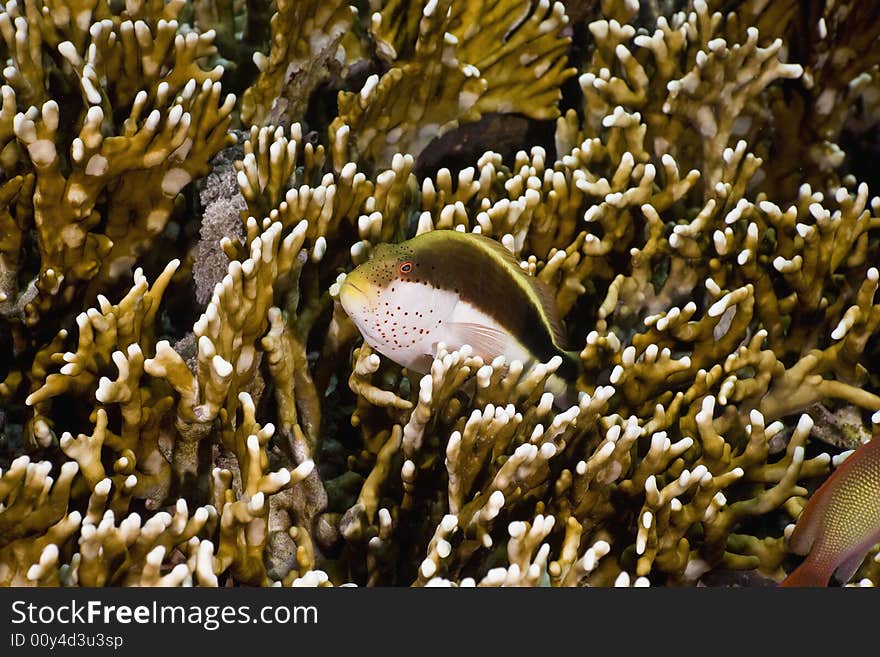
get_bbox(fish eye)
[399,261,413,274]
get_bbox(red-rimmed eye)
[399,261,413,274]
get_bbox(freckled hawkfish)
[338,230,581,385]
[780,434,880,587]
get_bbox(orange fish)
[780,435,880,587]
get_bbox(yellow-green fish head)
[339,240,459,372]
[339,242,413,315]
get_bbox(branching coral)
[724,0,880,191]
[0,0,236,470]
[330,0,576,169]
[2,0,880,588]
[240,0,353,126]
[0,0,234,326]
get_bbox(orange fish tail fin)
[779,557,832,587]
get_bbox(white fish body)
[342,275,531,372]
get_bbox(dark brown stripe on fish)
[403,231,580,380]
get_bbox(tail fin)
[556,348,583,383]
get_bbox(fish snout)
[339,277,372,315]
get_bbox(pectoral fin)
[443,321,510,362]
[787,487,833,555]
[833,547,870,585]
[787,508,821,555]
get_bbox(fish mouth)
[339,279,370,311]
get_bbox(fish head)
[338,239,459,368]
[339,242,408,316]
